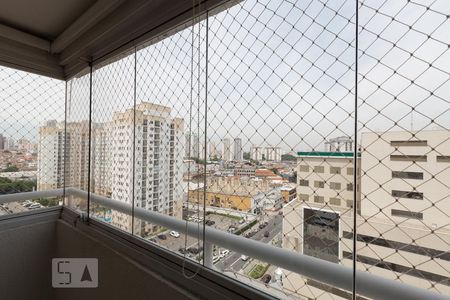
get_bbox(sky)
[0,0,449,152]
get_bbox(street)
[215,214,282,272]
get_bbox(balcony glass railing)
[0,0,449,299]
[0,188,447,300]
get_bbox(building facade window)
[330,167,341,174]
[330,182,341,190]
[299,179,309,186]
[391,209,423,220]
[392,190,423,200]
[390,140,427,147]
[299,194,309,201]
[314,196,324,203]
[329,197,341,206]
[437,156,450,162]
[392,171,423,180]
[299,165,310,172]
[347,183,353,191]
[347,167,353,175]
[390,155,427,162]
[314,181,325,188]
[314,166,325,173]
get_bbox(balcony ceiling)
[0,0,227,80]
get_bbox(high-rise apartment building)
[192,133,200,159]
[0,134,4,150]
[37,120,65,190]
[208,141,218,159]
[65,121,91,192]
[37,120,91,209]
[265,146,282,161]
[233,137,243,161]
[250,145,263,161]
[222,138,232,161]
[324,136,354,152]
[93,123,112,197]
[4,137,16,150]
[104,103,184,234]
[283,130,450,298]
[184,132,191,158]
[250,145,282,161]
[37,103,185,235]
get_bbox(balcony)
[1,0,450,300]
[0,189,446,300]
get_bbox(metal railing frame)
[0,188,448,300]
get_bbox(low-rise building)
[280,185,296,203]
[188,176,271,212]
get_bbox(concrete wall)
[0,220,57,300]
[0,212,274,300]
[53,220,194,300]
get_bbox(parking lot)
[144,210,250,260]
[153,231,204,257]
[1,201,32,214]
[184,209,251,232]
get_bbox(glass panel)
[135,19,207,261]
[0,66,65,213]
[90,51,135,233]
[207,0,356,298]
[358,0,450,297]
[65,69,91,211]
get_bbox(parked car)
[170,230,180,238]
[245,230,257,238]
[157,234,167,240]
[228,225,237,232]
[220,250,230,257]
[205,220,215,226]
[148,238,157,243]
[29,203,42,209]
[212,256,220,264]
[261,274,271,284]
[259,222,268,229]
[188,247,200,254]
[240,255,249,261]
[238,219,245,224]
[178,248,187,254]
[264,231,270,238]
[22,200,32,207]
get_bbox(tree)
[0,178,36,195]
[188,157,206,165]
[36,197,59,207]
[281,154,296,161]
[2,165,18,172]
[243,152,250,160]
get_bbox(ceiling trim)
[51,0,125,54]
[0,0,235,81]
[0,24,50,52]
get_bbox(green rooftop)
[297,151,360,158]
